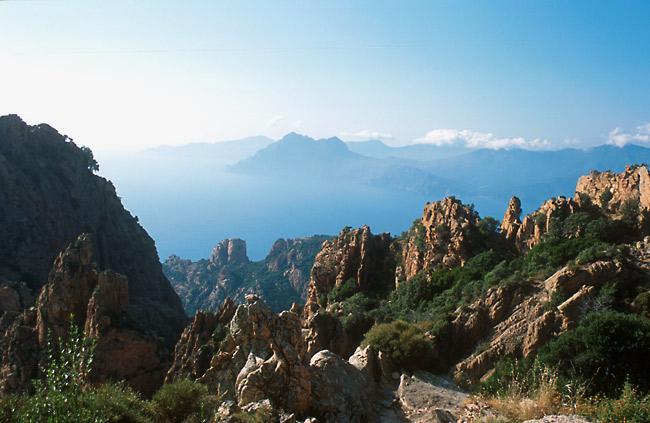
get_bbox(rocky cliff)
[0,115,188,395]
[298,165,650,384]
[0,115,187,345]
[575,165,650,212]
[1,235,170,396]
[164,235,330,315]
[398,197,503,280]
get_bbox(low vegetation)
[0,319,222,423]
[353,196,650,421]
[361,320,440,372]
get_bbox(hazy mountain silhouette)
[230,133,374,177]
[147,135,274,165]
[346,139,472,161]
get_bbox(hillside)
[230,132,376,177]
[163,165,650,423]
[0,115,188,395]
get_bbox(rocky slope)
[168,295,467,423]
[303,226,397,319]
[301,165,650,382]
[164,235,331,315]
[162,165,650,422]
[0,115,187,344]
[0,115,188,395]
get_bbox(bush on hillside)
[361,320,440,372]
[538,311,650,396]
[152,378,217,423]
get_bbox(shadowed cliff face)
[0,114,187,346]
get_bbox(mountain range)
[100,133,650,262]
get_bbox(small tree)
[81,146,100,173]
[19,317,98,422]
[600,190,613,210]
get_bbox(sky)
[2,0,650,158]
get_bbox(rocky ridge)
[0,115,187,345]
[297,165,650,385]
[0,115,188,396]
[164,235,331,316]
[303,226,397,320]
[400,197,484,279]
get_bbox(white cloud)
[338,130,395,141]
[413,129,551,150]
[606,123,650,147]
[265,115,284,128]
[563,137,582,146]
[292,120,303,128]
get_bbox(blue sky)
[1,0,649,156]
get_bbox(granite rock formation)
[0,114,187,345]
[2,235,170,396]
[575,165,650,212]
[164,235,330,316]
[0,115,188,396]
[303,226,397,319]
[168,296,467,423]
[400,197,484,279]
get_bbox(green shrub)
[327,278,358,303]
[621,198,640,224]
[340,292,373,330]
[538,311,650,396]
[86,382,154,423]
[0,395,20,422]
[152,379,216,423]
[600,190,613,209]
[232,407,275,423]
[634,291,650,317]
[361,320,439,372]
[479,357,558,399]
[543,287,569,311]
[578,381,650,423]
[521,237,598,275]
[574,242,622,265]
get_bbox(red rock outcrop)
[191,295,313,415]
[209,238,250,269]
[502,166,650,253]
[575,165,650,212]
[1,235,171,396]
[170,295,466,422]
[400,197,483,280]
[502,196,583,252]
[501,197,522,243]
[165,297,236,383]
[303,226,397,319]
[164,235,330,315]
